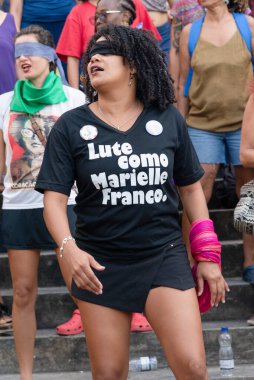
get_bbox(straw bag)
[234,180,254,235]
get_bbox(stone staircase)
[0,191,254,377]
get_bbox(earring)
[128,73,134,87]
[224,0,229,4]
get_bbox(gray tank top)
[141,0,168,12]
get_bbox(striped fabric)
[171,0,205,27]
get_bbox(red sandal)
[131,313,152,332]
[56,309,83,336]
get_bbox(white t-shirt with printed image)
[0,85,86,209]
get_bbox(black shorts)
[0,205,76,250]
[71,238,195,313]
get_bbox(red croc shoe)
[56,309,83,335]
[131,313,152,332]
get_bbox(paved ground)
[1,366,254,380]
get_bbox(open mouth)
[21,63,31,73]
[91,66,104,74]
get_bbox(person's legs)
[145,286,208,380]
[234,166,254,274]
[8,249,40,380]
[78,301,131,380]
[225,129,254,279]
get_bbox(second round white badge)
[145,120,163,136]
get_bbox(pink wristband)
[190,219,221,314]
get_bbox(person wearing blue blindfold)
[36,25,228,380]
[0,25,86,380]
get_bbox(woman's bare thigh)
[78,301,132,380]
[145,287,208,380]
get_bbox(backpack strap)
[232,12,254,71]
[184,16,204,97]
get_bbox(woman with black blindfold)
[36,25,228,379]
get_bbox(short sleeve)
[56,12,83,62]
[173,119,204,186]
[0,113,3,131]
[0,92,13,131]
[35,122,75,195]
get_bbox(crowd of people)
[0,0,253,379]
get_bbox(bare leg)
[235,166,254,269]
[8,249,40,380]
[78,301,131,380]
[182,163,220,261]
[145,287,208,380]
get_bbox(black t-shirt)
[36,104,204,256]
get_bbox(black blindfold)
[89,41,122,59]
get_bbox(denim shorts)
[188,127,241,165]
[157,21,171,63]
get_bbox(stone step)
[221,240,243,278]
[0,240,244,289]
[0,321,253,374]
[1,278,254,329]
[179,209,241,241]
[1,365,254,380]
[209,209,241,241]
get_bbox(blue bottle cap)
[220,327,229,333]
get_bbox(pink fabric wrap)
[190,219,221,314]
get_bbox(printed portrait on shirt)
[8,113,56,189]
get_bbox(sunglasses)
[95,10,122,22]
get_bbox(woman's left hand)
[196,262,230,307]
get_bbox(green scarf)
[10,71,67,114]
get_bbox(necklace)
[97,102,142,131]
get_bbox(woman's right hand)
[64,243,105,295]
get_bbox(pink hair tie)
[190,219,221,314]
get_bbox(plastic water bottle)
[129,356,158,372]
[219,327,234,377]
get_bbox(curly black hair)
[82,25,176,110]
[97,0,136,24]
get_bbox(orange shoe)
[131,313,152,332]
[56,309,83,335]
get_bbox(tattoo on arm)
[172,19,183,54]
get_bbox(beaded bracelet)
[59,236,75,258]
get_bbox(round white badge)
[80,125,98,140]
[145,120,163,136]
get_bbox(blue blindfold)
[15,42,68,85]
